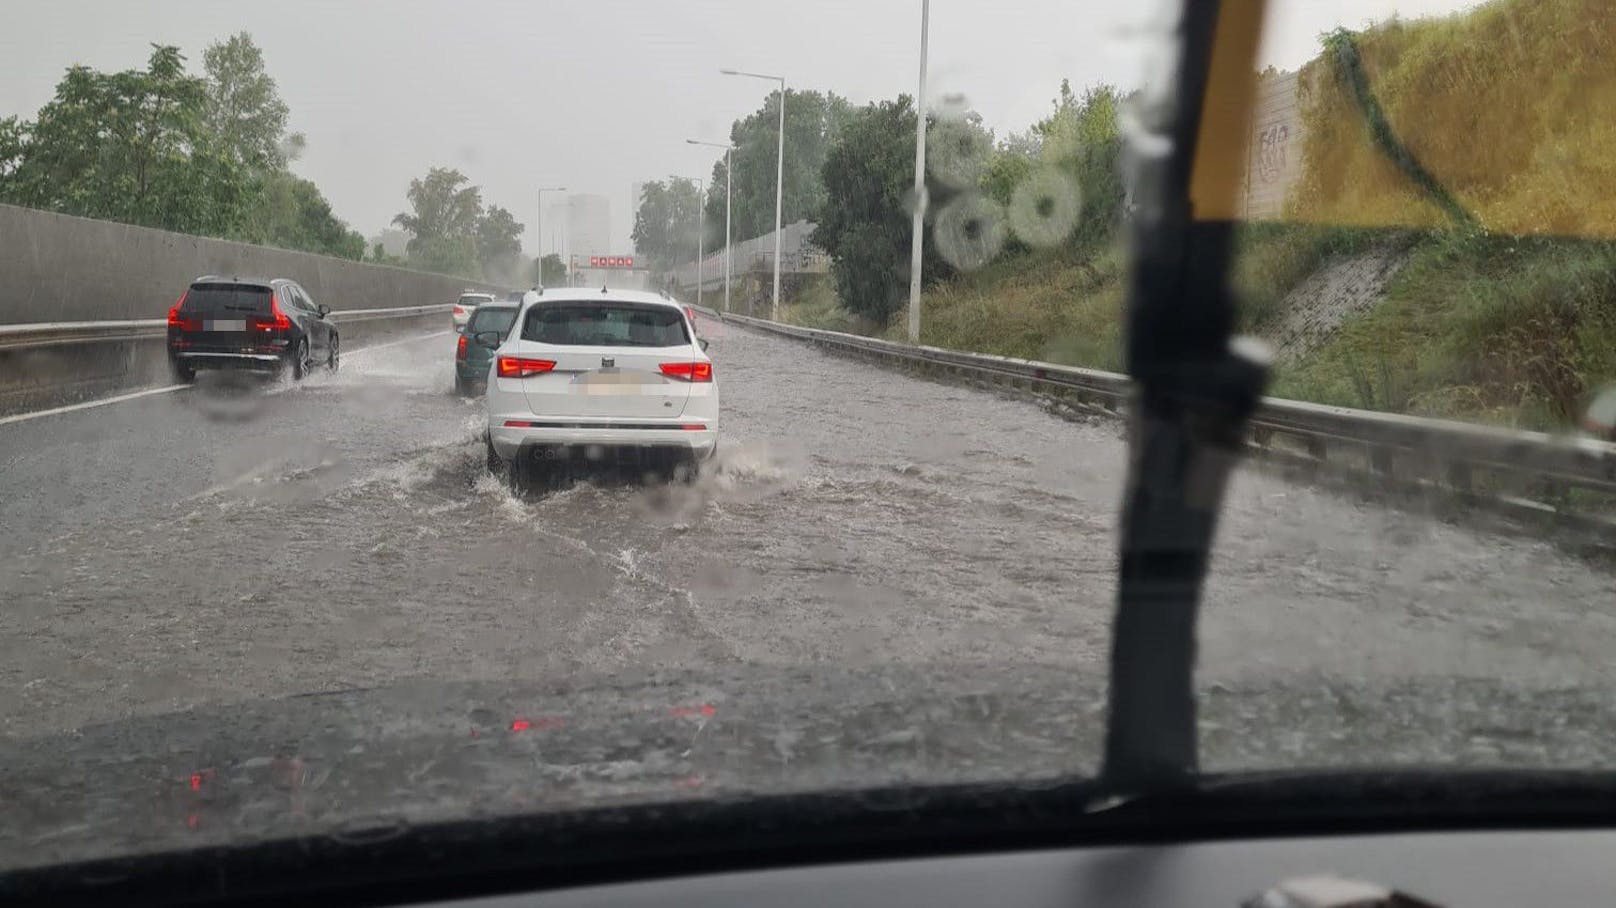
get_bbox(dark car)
[453,301,518,395]
[166,277,338,382]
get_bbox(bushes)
[1274,233,1616,427]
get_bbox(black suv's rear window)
[182,283,273,316]
[468,306,517,336]
[521,304,689,347]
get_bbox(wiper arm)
[1100,0,1270,793]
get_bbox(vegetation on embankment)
[783,0,1616,432]
[784,221,1616,432]
[1275,233,1616,427]
[1292,0,1616,237]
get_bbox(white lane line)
[0,384,189,427]
[344,329,454,358]
[0,329,457,428]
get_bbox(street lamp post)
[536,185,566,287]
[721,67,786,320]
[907,0,930,343]
[687,139,734,313]
[671,175,706,309]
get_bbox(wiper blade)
[1102,0,1270,792]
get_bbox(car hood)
[0,663,1103,873]
[5,663,1616,874]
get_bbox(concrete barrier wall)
[1237,70,1307,221]
[0,203,507,323]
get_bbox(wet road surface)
[3,318,1615,767]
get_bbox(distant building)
[567,194,611,259]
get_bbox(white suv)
[480,289,717,486]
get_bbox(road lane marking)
[0,384,189,427]
[343,330,454,358]
[0,330,458,428]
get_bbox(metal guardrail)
[723,312,1616,530]
[0,304,453,352]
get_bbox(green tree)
[368,242,408,266]
[475,204,525,277]
[632,178,703,269]
[1033,80,1124,246]
[393,166,483,276]
[0,45,249,236]
[703,89,852,243]
[0,116,26,182]
[533,253,566,286]
[239,170,364,259]
[203,32,301,172]
[814,96,955,322]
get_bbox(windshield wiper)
[1100,0,1270,793]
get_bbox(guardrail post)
[1305,436,1327,462]
[1252,426,1273,449]
[1371,446,1395,478]
[1448,462,1473,493]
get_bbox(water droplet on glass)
[933,193,1006,272]
[926,117,991,190]
[1008,168,1082,247]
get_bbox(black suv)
[166,277,338,382]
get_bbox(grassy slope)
[781,225,1375,376]
[783,0,1616,431]
[1275,234,1616,427]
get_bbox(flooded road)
[3,319,1615,770]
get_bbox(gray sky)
[2,0,1476,253]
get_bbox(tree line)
[0,33,549,285]
[638,79,1124,323]
[0,35,366,260]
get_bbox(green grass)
[780,224,1371,376]
[776,274,887,335]
[1273,232,1616,428]
[910,244,1128,370]
[1231,223,1382,332]
[1293,0,1616,236]
[782,225,1616,432]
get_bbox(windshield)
[467,305,517,336]
[3,0,1615,880]
[522,303,689,346]
[181,283,274,315]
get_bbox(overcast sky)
[2,0,1477,253]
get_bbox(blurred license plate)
[576,371,648,395]
[206,320,245,331]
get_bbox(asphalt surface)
[3,318,1616,771]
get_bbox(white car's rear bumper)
[489,421,716,461]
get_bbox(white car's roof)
[527,288,683,309]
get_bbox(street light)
[721,67,786,320]
[907,0,930,343]
[670,175,706,309]
[687,138,734,313]
[536,185,566,287]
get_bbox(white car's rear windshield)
[521,303,690,347]
[458,294,493,306]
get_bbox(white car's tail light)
[496,356,556,378]
[659,361,712,382]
